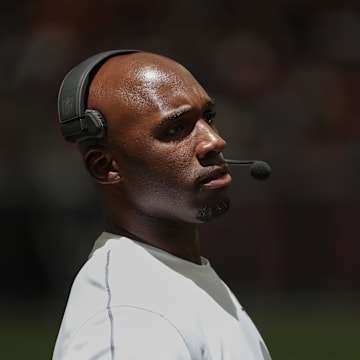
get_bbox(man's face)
[92,55,232,224]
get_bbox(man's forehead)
[111,59,206,103]
[138,63,174,80]
[89,52,210,124]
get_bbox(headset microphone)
[225,159,271,181]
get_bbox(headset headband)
[58,49,140,144]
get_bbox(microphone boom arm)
[225,159,272,181]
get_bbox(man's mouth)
[199,167,232,189]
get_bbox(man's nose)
[196,120,227,164]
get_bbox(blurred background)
[0,0,359,358]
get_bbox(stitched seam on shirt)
[105,250,115,360]
[109,304,196,360]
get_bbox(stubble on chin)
[196,200,230,222]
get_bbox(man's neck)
[104,217,202,265]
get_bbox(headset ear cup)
[84,109,107,139]
[58,49,140,143]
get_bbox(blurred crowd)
[0,0,359,300]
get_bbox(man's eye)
[204,112,216,125]
[166,123,186,136]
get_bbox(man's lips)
[198,166,232,189]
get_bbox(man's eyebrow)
[158,106,192,127]
[202,97,216,110]
[157,98,216,128]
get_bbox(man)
[53,50,271,359]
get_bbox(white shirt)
[53,232,271,359]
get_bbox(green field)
[1,292,359,359]
[245,291,360,360]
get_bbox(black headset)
[58,49,141,144]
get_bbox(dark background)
[0,0,359,358]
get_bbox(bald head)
[86,52,206,145]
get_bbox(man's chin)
[196,200,230,222]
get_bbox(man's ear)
[83,147,121,185]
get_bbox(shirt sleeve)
[63,306,193,360]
